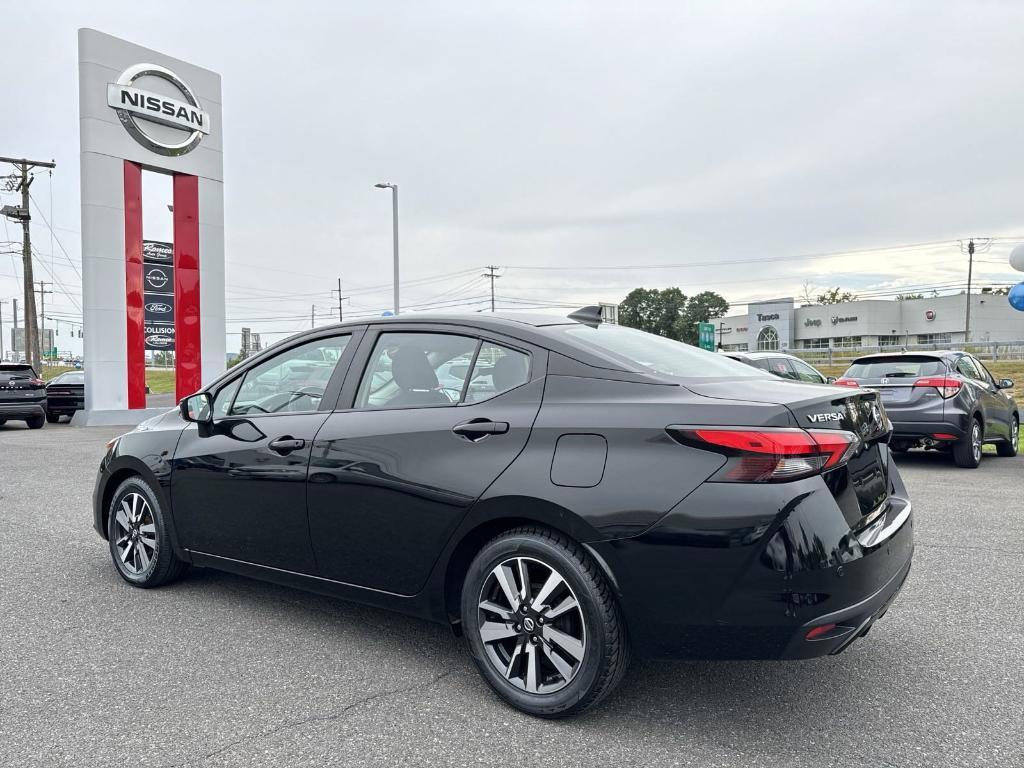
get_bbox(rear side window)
[955,357,982,381]
[766,358,798,379]
[790,359,826,384]
[844,357,946,379]
[555,324,760,378]
[464,343,530,403]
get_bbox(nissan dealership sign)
[79,28,225,424]
[107,63,210,156]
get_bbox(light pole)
[375,183,400,315]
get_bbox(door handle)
[268,436,306,455]
[452,419,510,440]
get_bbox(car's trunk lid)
[682,377,892,524]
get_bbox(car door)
[307,326,545,595]
[970,356,1012,440]
[171,329,362,572]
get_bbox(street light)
[375,182,399,316]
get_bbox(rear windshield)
[844,356,946,379]
[0,364,37,380]
[555,324,762,378]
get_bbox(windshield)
[556,324,762,378]
[844,356,946,379]
[53,372,85,385]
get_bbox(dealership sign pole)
[78,29,225,424]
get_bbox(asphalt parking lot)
[2,422,1022,767]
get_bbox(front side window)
[355,332,478,409]
[464,343,530,403]
[972,357,996,386]
[757,326,779,351]
[229,335,350,415]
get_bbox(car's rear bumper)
[46,396,84,413]
[890,419,967,441]
[587,455,914,660]
[0,400,46,419]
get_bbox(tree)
[677,291,730,344]
[618,287,688,340]
[816,287,857,305]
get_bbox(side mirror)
[180,392,213,423]
[826,376,837,384]
[997,378,1014,390]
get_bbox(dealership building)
[715,294,1024,352]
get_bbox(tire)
[996,416,1019,458]
[106,476,189,588]
[46,413,60,424]
[953,418,983,468]
[461,526,630,718]
[26,414,45,429]
[0,418,6,426]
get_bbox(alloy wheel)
[477,556,586,695]
[1013,421,1019,451]
[972,422,982,463]
[112,492,157,575]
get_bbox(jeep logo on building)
[807,412,843,423]
[107,63,210,156]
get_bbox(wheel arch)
[437,495,614,633]
[98,457,169,541]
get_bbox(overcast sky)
[2,0,1023,354]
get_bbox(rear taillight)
[671,427,860,483]
[29,378,45,386]
[833,378,860,387]
[914,376,961,399]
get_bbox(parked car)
[0,363,47,429]
[93,310,912,717]
[45,370,85,423]
[722,350,834,384]
[835,351,1018,467]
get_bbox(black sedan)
[836,351,1018,468]
[0,363,47,429]
[93,310,913,717]
[45,370,85,423]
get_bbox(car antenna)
[567,305,603,328]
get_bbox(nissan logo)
[106,63,210,156]
[145,268,169,289]
[145,302,172,314]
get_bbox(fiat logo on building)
[106,63,210,156]
[925,309,936,321]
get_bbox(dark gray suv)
[836,351,1018,468]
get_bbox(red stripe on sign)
[173,174,202,401]
[124,161,146,409]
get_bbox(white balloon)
[1011,243,1024,273]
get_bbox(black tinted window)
[464,343,530,403]
[844,357,946,379]
[231,335,350,415]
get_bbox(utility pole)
[1,156,56,372]
[35,281,52,364]
[374,183,400,315]
[0,299,6,360]
[965,239,975,345]
[311,304,316,329]
[332,278,349,322]
[482,266,500,312]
